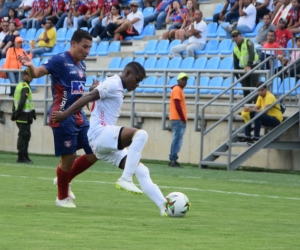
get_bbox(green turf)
[0,153,300,250]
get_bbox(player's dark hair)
[124,62,146,78]
[71,29,92,43]
[256,82,267,89]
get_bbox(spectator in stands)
[222,0,257,38]
[275,17,294,48]
[287,0,300,34]
[255,0,273,24]
[213,0,239,23]
[143,0,179,30]
[0,0,21,18]
[21,0,39,29]
[46,0,66,26]
[8,8,23,30]
[287,36,300,77]
[17,0,34,20]
[78,0,100,29]
[27,17,56,57]
[271,0,291,26]
[112,1,144,41]
[171,10,207,57]
[232,29,259,98]
[91,4,122,42]
[0,21,19,59]
[1,36,29,96]
[254,13,276,50]
[168,72,188,168]
[33,0,52,30]
[63,0,89,29]
[161,0,185,40]
[55,0,71,29]
[174,0,195,42]
[240,82,283,143]
[0,17,9,43]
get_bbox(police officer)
[232,29,260,99]
[11,70,36,164]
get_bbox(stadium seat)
[180,57,195,69]
[287,39,297,48]
[84,75,97,92]
[204,39,220,55]
[168,57,182,69]
[153,39,169,55]
[108,57,122,69]
[0,58,6,68]
[199,76,210,94]
[156,76,170,93]
[216,25,227,38]
[205,57,221,69]
[135,40,158,55]
[144,57,157,69]
[63,43,70,51]
[36,75,47,85]
[219,57,233,70]
[184,76,196,94]
[32,58,40,67]
[135,79,145,93]
[120,57,133,68]
[88,42,98,56]
[56,28,67,43]
[244,22,264,37]
[272,77,282,96]
[209,76,224,94]
[107,41,121,54]
[206,23,218,38]
[143,75,157,93]
[39,57,50,66]
[281,77,296,95]
[22,43,31,50]
[65,28,77,42]
[133,24,155,40]
[143,7,154,17]
[158,39,180,55]
[218,39,233,55]
[134,57,145,66]
[193,57,207,69]
[155,57,169,69]
[223,77,243,95]
[204,3,224,22]
[34,28,44,40]
[19,28,27,40]
[24,28,36,42]
[42,43,64,56]
[97,41,109,56]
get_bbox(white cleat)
[116,178,143,194]
[53,177,76,200]
[55,197,76,208]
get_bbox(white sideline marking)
[0,174,299,201]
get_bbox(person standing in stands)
[11,70,36,164]
[232,29,259,98]
[168,72,188,168]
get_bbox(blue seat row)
[273,77,300,96]
[109,56,234,70]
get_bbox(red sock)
[69,155,94,183]
[56,167,70,200]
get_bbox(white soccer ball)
[165,192,191,217]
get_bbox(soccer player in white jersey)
[52,62,168,216]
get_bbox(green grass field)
[0,152,300,250]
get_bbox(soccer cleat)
[55,197,76,208]
[160,202,168,217]
[116,178,143,194]
[53,177,76,200]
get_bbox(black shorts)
[120,26,139,38]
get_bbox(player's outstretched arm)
[52,89,100,123]
[18,51,48,78]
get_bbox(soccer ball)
[165,192,190,217]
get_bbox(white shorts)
[88,125,127,167]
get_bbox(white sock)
[121,130,148,181]
[135,163,166,208]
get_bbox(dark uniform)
[11,70,36,164]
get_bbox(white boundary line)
[1,174,299,201]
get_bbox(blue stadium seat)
[204,3,224,22]
[168,57,182,69]
[135,40,158,55]
[36,75,47,85]
[184,76,196,94]
[133,24,155,40]
[65,28,76,42]
[32,58,40,67]
[39,57,50,66]
[98,76,103,81]
[22,43,31,50]
[134,57,145,66]
[19,28,27,40]
[155,57,169,69]
[143,7,154,17]
[153,39,169,55]
[88,42,98,56]
[169,77,178,87]
[120,57,133,68]
[206,57,220,69]
[209,76,224,94]
[219,57,233,70]
[218,39,233,55]
[56,28,67,43]
[180,57,195,69]
[97,41,109,56]
[63,43,70,51]
[0,58,6,68]
[163,39,181,55]
[204,39,220,55]
[206,23,218,38]
[272,77,282,96]
[199,76,210,94]
[281,77,297,95]
[24,28,36,42]
[144,57,157,69]
[143,75,157,93]
[216,25,227,38]
[107,41,121,54]
[30,78,37,91]
[156,76,170,93]
[244,22,264,37]
[135,79,145,93]
[108,57,122,69]
[223,77,243,95]
[193,57,207,69]
[287,39,297,48]
[42,43,64,56]
[84,75,97,92]
[34,28,44,40]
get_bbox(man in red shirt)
[63,0,88,29]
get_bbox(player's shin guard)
[56,167,70,200]
[122,130,148,181]
[135,163,166,208]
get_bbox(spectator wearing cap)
[286,0,300,34]
[232,29,260,98]
[275,17,294,48]
[222,0,257,39]
[168,72,188,168]
[0,21,19,59]
[0,17,9,43]
[0,0,21,18]
[113,1,144,41]
[0,36,31,96]
[171,10,207,57]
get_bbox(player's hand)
[52,111,67,123]
[243,106,252,112]
[244,66,251,72]
[18,51,33,67]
